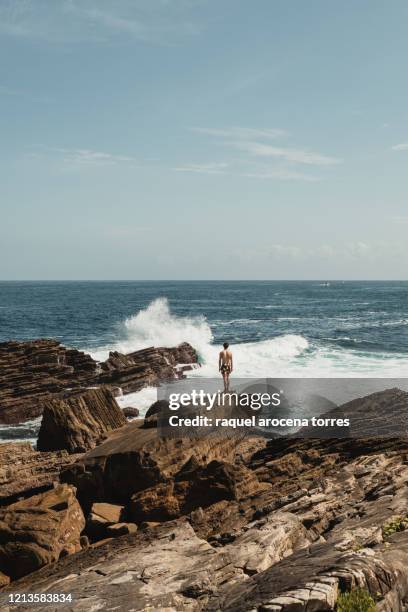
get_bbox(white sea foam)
[116,387,157,417]
[90,297,213,362]
[6,297,408,444]
[87,297,408,403]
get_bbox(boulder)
[86,502,125,540]
[89,502,124,525]
[37,387,127,454]
[122,406,139,418]
[145,399,169,419]
[0,484,85,581]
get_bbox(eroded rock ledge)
[0,339,199,424]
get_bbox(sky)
[1,0,408,280]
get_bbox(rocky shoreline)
[1,339,408,610]
[0,339,198,424]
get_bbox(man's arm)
[219,352,222,372]
[229,352,233,373]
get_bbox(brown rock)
[89,502,124,525]
[0,442,81,505]
[0,340,198,425]
[86,502,125,540]
[106,522,137,537]
[145,399,169,419]
[0,571,10,588]
[6,392,408,610]
[61,420,251,512]
[0,484,85,581]
[122,406,139,418]
[0,339,98,424]
[37,387,127,454]
[98,343,199,394]
[129,459,267,523]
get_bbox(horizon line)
[1,279,408,283]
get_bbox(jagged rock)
[37,387,127,453]
[61,420,253,512]
[0,339,98,424]
[0,340,198,424]
[0,484,85,582]
[129,459,268,523]
[0,441,81,506]
[6,389,408,610]
[122,406,139,418]
[98,343,198,393]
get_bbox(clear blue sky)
[1,0,408,280]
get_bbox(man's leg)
[222,372,228,392]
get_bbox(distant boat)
[322,282,331,287]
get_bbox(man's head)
[223,342,229,350]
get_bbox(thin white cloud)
[173,162,229,175]
[29,146,138,167]
[231,141,341,166]
[57,148,138,165]
[189,125,342,179]
[0,0,202,44]
[392,143,408,151]
[173,160,320,181]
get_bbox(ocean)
[1,280,408,442]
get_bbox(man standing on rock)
[219,342,233,392]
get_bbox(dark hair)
[223,342,229,349]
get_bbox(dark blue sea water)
[1,281,408,443]
[1,281,408,378]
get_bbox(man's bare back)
[219,342,233,391]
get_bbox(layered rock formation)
[0,340,97,424]
[0,442,81,505]
[0,484,85,581]
[7,432,408,610]
[98,342,199,393]
[0,340,198,424]
[61,419,262,513]
[37,387,127,454]
[4,361,408,610]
